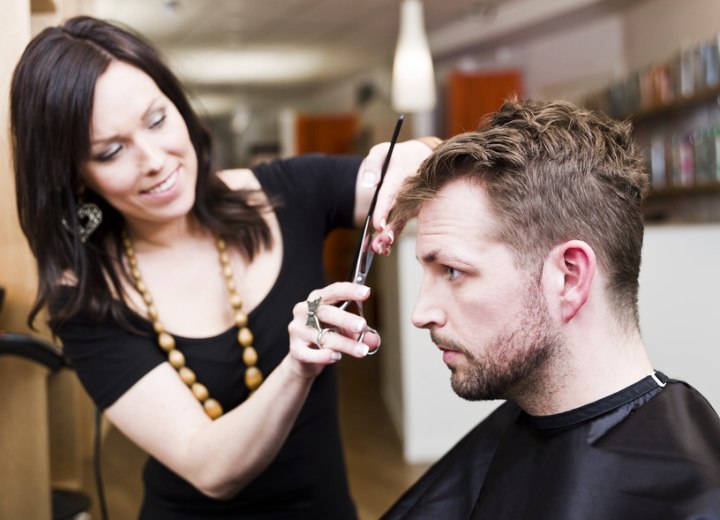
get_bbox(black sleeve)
[58,309,162,411]
[252,154,362,235]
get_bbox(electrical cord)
[94,407,109,520]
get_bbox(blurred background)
[2,0,720,518]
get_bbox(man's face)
[412,178,561,401]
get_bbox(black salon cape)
[383,373,720,519]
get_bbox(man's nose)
[411,281,445,330]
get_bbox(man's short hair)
[390,98,649,327]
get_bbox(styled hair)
[390,98,649,326]
[11,16,272,332]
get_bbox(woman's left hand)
[287,282,381,378]
[356,138,439,255]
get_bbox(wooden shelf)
[650,181,720,198]
[628,84,720,124]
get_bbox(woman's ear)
[544,240,596,323]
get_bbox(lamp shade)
[392,0,436,113]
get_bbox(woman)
[11,16,436,519]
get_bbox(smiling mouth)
[143,170,178,195]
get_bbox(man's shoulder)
[599,378,720,466]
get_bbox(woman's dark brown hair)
[11,16,272,332]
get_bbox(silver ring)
[316,328,333,348]
[358,328,381,355]
[306,297,322,332]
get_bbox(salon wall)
[639,224,720,414]
[624,0,720,71]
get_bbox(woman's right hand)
[287,282,381,378]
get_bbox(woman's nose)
[136,138,165,174]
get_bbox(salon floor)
[94,354,430,519]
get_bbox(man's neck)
[514,326,654,417]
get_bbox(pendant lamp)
[392,0,436,113]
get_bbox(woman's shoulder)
[216,168,259,191]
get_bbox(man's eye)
[446,266,461,281]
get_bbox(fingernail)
[386,229,395,245]
[380,218,387,230]
[354,343,370,357]
[331,351,342,361]
[359,286,370,297]
[362,170,379,188]
[353,320,366,332]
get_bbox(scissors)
[339,114,404,352]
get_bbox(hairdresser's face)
[82,61,197,231]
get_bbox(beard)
[432,282,562,402]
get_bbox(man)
[381,99,720,519]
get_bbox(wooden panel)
[0,357,52,519]
[294,112,361,284]
[447,70,523,137]
[30,0,56,13]
[1,0,37,337]
[295,113,359,155]
[49,370,95,487]
[0,5,53,517]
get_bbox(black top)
[383,373,720,520]
[57,155,362,519]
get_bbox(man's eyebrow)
[418,250,439,264]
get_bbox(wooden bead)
[234,311,248,328]
[230,293,243,309]
[203,398,223,420]
[158,331,175,351]
[142,291,153,306]
[122,230,265,412]
[168,348,185,369]
[178,367,196,386]
[243,346,258,366]
[245,367,263,391]
[191,382,209,401]
[238,327,253,347]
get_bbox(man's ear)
[544,240,596,323]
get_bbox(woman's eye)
[95,144,122,162]
[149,111,166,129]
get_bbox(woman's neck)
[124,214,203,250]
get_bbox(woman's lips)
[142,168,178,195]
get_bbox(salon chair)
[0,286,92,519]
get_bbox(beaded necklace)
[121,230,264,420]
